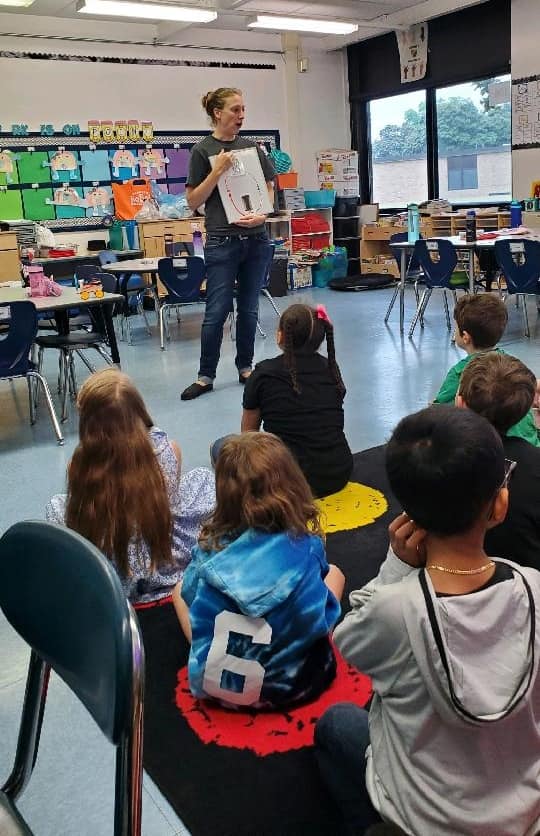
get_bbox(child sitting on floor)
[241,303,353,498]
[173,432,344,710]
[315,406,540,836]
[457,351,540,571]
[434,293,539,446]
[46,368,215,605]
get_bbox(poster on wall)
[395,23,428,84]
[511,75,540,149]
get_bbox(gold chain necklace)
[427,561,495,576]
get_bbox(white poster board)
[209,147,273,224]
[396,23,428,84]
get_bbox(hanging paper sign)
[396,23,428,83]
[0,150,21,183]
[115,120,129,143]
[137,148,170,176]
[45,186,85,207]
[88,120,101,143]
[141,121,154,143]
[110,148,138,178]
[42,149,80,180]
[85,186,112,216]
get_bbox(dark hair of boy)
[459,352,536,435]
[279,304,345,395]
[385,405,505,536]
[454,293,508,349]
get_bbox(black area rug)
[138,445,399,836]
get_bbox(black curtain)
[349,0,511,202]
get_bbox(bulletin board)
[0,130,280,231]
[511,74,540,149]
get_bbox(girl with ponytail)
[242,303,352,497]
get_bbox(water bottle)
[193,229,204,259]
[510,200,522,228]
[465,210,477,243]
[407,203,420,243]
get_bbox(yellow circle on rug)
[316,481,388,534]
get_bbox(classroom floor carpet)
[137,445,401,836]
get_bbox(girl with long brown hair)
[241,303,353,498]
[46,368,215,604]
[173,432,345,710]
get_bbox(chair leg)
[94,345,115,366]
[261,288,280,318]
[61,352,70,422]
[159,304,167,351]
[522,295,530,338]
[114,609,144,836]
[384,285,399,323]
[229,309,236,341]
[409,288,431,338]
[409,289,428,338]
[137,296,152,336]
[2,653,52,800]
[443,291,451,331]
[256,319,267,339]
[68,354,78,398]
[27,372,64,444]
[75,349,97,374]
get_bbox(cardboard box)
[523,211,540,229]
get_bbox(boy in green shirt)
[434,293,539,447]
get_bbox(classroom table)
[390,235,517,334]
[31,249,143,280]
[105,256,187,299]
[0,285,124,364]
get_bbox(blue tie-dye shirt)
[182,530,340,709]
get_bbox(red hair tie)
[316,304,331,325]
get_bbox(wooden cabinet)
[137,218,205,259]
[0,232,21,283]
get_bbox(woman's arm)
[241,408,262,432]
[186,149,234,212]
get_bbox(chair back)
[75,263,103,283]
[413,239,458,288]
[494,239,540,295]
[0,521,143,746]
[157,256,206,303]
[0,301,37,378]
[173,241,194,257]
[390,231,423,274]
[260,244,276,291]
[98,250,118,266]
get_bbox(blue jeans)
[198,233,272,382]
[315,703,382,835]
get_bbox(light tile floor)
[1,285,539,834]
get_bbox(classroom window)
[369,90,428,208]
[447,155,478,190]
[436,76,511,204]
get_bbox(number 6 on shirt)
[202,611,272,706]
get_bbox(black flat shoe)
[181,381,213,401]
[238,373,252,385]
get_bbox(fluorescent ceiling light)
[248,15,358,35]
[0,0,36,6]
[77,0,217,22]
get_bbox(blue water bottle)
[510,200,522,228]
[407,203,420,243]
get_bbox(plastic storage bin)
[304,190,336,209]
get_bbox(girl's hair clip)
[316,304,331,325]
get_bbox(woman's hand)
[234,213,267,228]
[213,149,234,176]
[388,512,427,568]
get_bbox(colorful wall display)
[0,129,279,230]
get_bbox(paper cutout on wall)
[512,75,540,148]
[0,188,23,220]
[45,186,84,207]
[85,185,112,216]
[80,149,111,182]
[110,148,138,178]
[137,148,169,176]
[0,150,21,184]
[17,151,51,184]
[22,187,56,220]
[42,150,80,180]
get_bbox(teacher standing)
[181,87,275,401]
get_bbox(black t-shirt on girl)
[243,353,353,498]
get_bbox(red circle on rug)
[174,650,372,756]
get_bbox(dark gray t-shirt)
[186,135,275,236]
